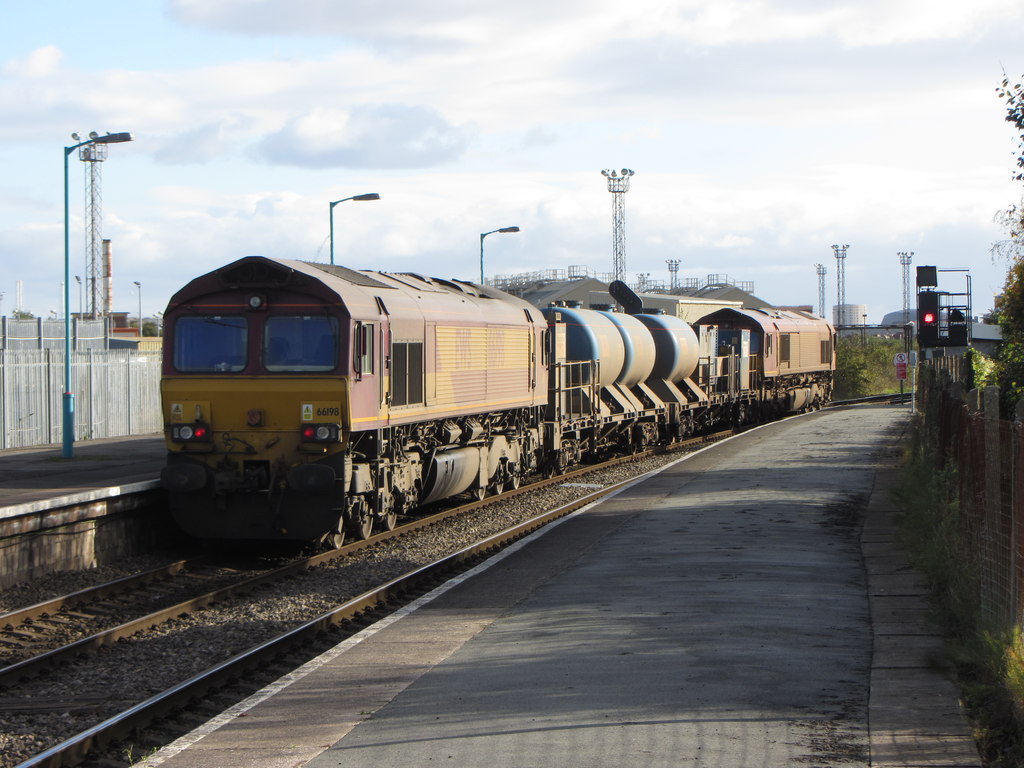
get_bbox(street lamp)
[63,131,132,458]
[74,276,82,319]
[134,281,142,336]
[479,227,520,284]
[329,193,379,265]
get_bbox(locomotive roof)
[166,255,540,322]
[698,305,834,334]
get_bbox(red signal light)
[922,312,935,325]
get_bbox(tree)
[993,75,1024,414]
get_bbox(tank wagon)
[160,257,834,547]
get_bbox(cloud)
[255,104,472,168]
[167,0,515,48]
[151,117,254,164]
[167,0,1024,50]
[2,45,63,78]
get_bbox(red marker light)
[301,425,317,440]
[193,425,208,439]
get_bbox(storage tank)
[598,311,656,387]
[634,314,700,383]
[542,306,626,388]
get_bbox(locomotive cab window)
[354,322,375,377]
[264,316,338,372]
[779,333,792,364]
[174,316,247,373]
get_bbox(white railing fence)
[0,349,162,449]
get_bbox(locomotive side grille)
[391,341,424,407]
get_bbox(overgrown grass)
[896,417,1024,766]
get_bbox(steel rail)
[19,466,649,768]
[828,392,911,407]
[0,559,192,630]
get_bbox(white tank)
[598,311,656,387]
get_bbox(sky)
[2,0,1024,324]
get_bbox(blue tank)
[542,306,625,388]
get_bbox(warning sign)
[301,403,314,421]
[893,352,908,381]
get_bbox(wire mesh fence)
[921,370,1021,630]
[0,349,162,449]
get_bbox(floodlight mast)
[602,168,634,283]
[831,243,849,323]
[63,131,133,459]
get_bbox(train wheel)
[505,475,521,492]
[345,497,374,540]
[320,530,345,550]
[351,515,373,540]
[380,510,398,532]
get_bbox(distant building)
[833,304,868,327]
[494,267,768,322]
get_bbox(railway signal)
[917,290,939,347]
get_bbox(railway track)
[2,432,731,768]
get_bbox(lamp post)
[74,276,82,319]
[329,193,380,265]
[479,227,520,284]
[134,281,142,336]
[63,131,132,458]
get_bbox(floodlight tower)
[832,243,849,323]
[666,259,681,290]
[601,168,634,282]
[76,131,112,318]
[815,263,827,318]
[898,251,914,325]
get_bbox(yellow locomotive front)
[160,257,362,545]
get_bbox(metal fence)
[1,317,112,351]
[0,349,162,449]
[920,371,1022,630]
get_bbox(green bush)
[834,336,908,399]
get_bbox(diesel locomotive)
[159,256,835,547]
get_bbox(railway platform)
[142,404,982,768]
[0,435,167,588]
[0,434,164,512]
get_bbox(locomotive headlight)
[300,423,341,443]
[248,294,266,310]
[172,422,212,443]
